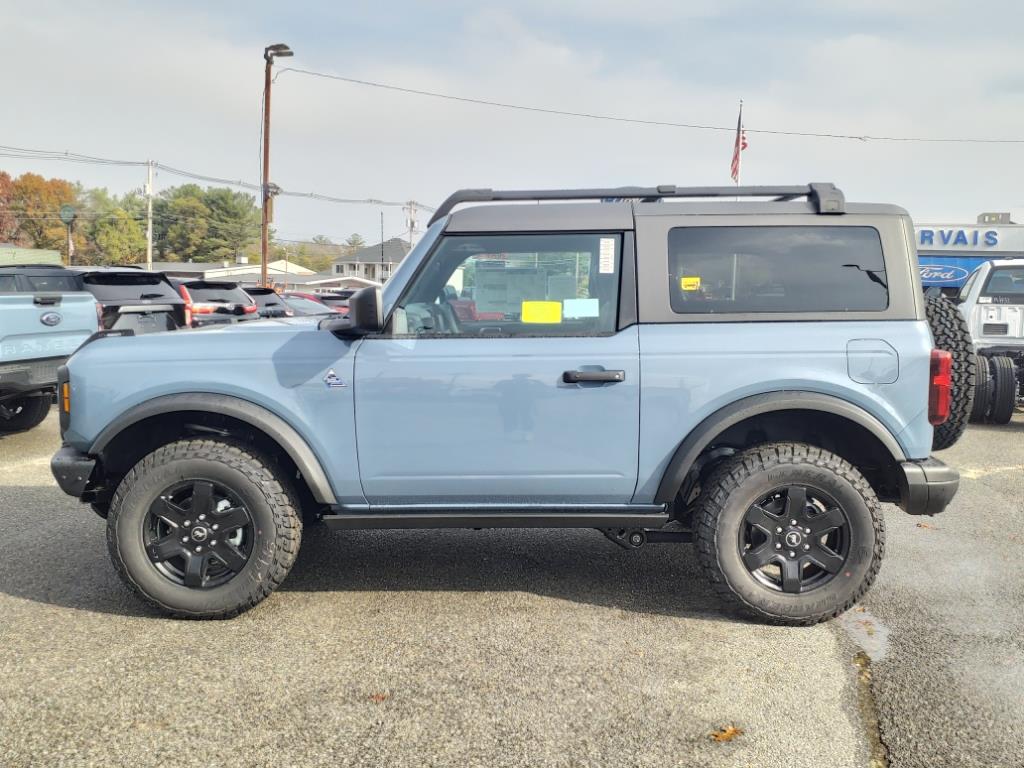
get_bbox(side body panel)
[63,320,366,504]
[633,321,935,502]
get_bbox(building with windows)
[331,238,410,283]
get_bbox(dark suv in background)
[244,287,293,318]
[170,279,259,328]
[72,267,187,334]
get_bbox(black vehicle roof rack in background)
[428,182,845,225]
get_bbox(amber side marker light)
[61,382,71,414]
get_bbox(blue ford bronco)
[51,184,969,623]
[1,265,98,435]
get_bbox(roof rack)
[428,182,845,225]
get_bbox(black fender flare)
[89,393,337,504]
[653,392,908,504]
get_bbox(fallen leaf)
[369,693,390,704]
[857,619,877,637]
[710,725,743,742]
[915,522,936,530]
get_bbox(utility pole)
[261,43,293,287]
[145,161,154,270]
[403,201,418,247]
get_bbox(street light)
[261,43,293,287]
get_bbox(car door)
[353,230,640,505]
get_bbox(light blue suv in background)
[51,183,965,623]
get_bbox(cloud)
[2,0,1022,239]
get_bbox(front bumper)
[897,458,959,516]
[51,445,97,499]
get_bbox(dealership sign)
[915,225,1024,253]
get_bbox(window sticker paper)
[563,298,600,318]
[680,276,701,291]
[599,238,616,274]
[521,300,563,323]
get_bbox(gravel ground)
[0,413,1020,767]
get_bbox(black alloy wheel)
[740,485,850,594]
[144,479,254,589]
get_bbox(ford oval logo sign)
[920,265,969,282]
[40,311,63,327]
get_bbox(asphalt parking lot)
[1,414,1021,768]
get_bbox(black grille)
[983,323,1009,335]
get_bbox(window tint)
[982,267,1024,297]
[668,226,888,314]
[25,274,82,292]
[248,290,284,308]
[394,233,621,336]
[0,275,18,292]
[183,282,253,305]
[83,273,179,301]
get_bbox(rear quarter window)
[668,226,889,314]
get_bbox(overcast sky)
[3,0,1023,242]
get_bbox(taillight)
[191,304,218,314]
[243,304,258,314]
[177,284,193,326]
[928,349,952,426]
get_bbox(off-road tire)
[969,355,991,424]
[924,295,975,450]
[988,356,1017,425]
[695,442,885,626]
[106,438,301,618]
[0,395,51,434]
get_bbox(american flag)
[730,101,748,184]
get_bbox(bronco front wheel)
[106,438,301,618]
[695,442,884,625]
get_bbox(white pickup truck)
[956,259,1023,424]
[0,265,99,434]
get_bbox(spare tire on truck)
[924,295,976,450]
[969,355,991,424]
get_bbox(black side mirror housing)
[319,286,383,336]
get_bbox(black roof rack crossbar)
[428,182,844,225]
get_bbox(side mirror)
[319,286,383,335]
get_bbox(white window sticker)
[599,237,616,274]
[563,298,600,319]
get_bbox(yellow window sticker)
[680,276,701,291]
[521,300,562,324]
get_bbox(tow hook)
[602,527,647,549]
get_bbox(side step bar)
[321,505,669,531]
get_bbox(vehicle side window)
[667,226,888,314]
[958,269,979,301]
[0,275,17,292]
[392,233,621,337]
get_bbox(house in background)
[331,238,410,283]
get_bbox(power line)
[274,67,1024,145]
[0,143,436,209]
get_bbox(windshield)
[82,272,179,301]
[283,295,331,315]
[982,267,1024,298]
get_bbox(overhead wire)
[273,67,1024,145]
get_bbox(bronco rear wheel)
[695,442,884,625]
[106,438,301,618]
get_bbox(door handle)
[562,369,626,384]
